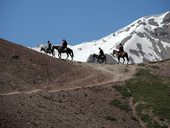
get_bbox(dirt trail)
[0,63,137,96]
[129,97,147,128]
[87,63,137,81]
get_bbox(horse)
[52,46,74,60]
[92,53,107,64]
[112,50,129,64]
[40,46,55,57]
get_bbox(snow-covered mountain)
[33,11,170,64]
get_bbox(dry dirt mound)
[0,39,140,128]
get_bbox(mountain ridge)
[32,11,170,64]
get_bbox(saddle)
[119,51,125,56]
[99,54,105,59]
[63,47,67,52]
[59,47,67,52]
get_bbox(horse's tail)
[71,49,74,60]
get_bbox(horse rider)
[61,39,68,52]
[98,47,104,59]
[47,40,52,52]
[118,43,124,55]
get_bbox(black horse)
[112,50,129,64]
[52,46,74,60]
[92,53,107,64]
[40,46,55,57]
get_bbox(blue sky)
[0,0,170,47]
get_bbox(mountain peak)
[162,11,170,24]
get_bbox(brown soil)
[2,38,165,128]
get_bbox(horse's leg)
[102,57,106,64]
[69,53,73,60]
[102,58,105,64]
[126,54,129,64]
[101,59,104,65]
[101,58,103,64]
[97,57,100,64]
[66,53,69,60]
[118,57,120,64]
[70,54,73,60]
[123,57,125,64]
[52,50,55,57]
[52,49,55,57]
[58,53,61,58]
[97,58,99,64]
[71,51,73,60]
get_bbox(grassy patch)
[110,99,131,112]
[114,86,132,98]
[136,104,152,123]
[126,68,170,123]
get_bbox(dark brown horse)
[52,46,74,60]
[112,50,129,64]
[92,53,107,64]
[40,46,55,57]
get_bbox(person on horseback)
[61,39,68,52]
[98,47,104,59]
[47,40,52,52]
[118,43,124,55]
